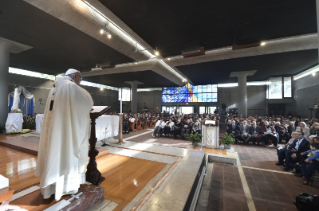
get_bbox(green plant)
[0,124,5,133]
[220,132,235,145]
[185,132,202,143]
[23,116,36,129]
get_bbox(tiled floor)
[207,164,249,211]
[206,143,319,211]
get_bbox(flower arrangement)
[8,129,31,134]
[11,109,22,113]
[0,124,5,133]
[23,115,36,129]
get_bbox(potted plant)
[185,132,202,147]
[0,124,5,134]
[220,132,235,149]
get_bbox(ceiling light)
[135,62,138,64]
[100,29,112,38]
[99,29,104,34]
[168,58,171,60]
[260,42,266,46]
[155,51,159,56]
[107,34,112,39]
[100,88,103,91]
[312,72,316,76]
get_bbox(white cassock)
[35,76,93,201]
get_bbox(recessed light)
[100,29,104,34]
[261,42,266,46]
[107,34,112,39]
[100,88,103,91]
[155,51,159,56]
[168,58,171,60]
[312,72,316,76]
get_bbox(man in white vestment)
[35,69,93,201]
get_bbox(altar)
[5,113,23,133]
[95,115,119,142]
[35,114,119,141]
[201,124,219,148]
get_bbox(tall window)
[267,76,292,99]
[162,83,218,103]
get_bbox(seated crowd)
[118,111,319,185]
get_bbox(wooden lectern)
[86,106,111,186]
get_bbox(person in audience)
[123,114,130,133]
[281,131,310,171]
[181,119,193,138]
[287,121,294,136]
[299,143,319,185]
[295,118,300,130]
[309,122,319,141]
[192,121,201,134]
[240,120,251,144]
[173,118,183,139]
[163,119,174,136]
[249,121,260,145]
[299,121,310,139]
[152,118,165,137]
[227,120,241,144]
[260,121,278,147]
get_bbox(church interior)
[1,0,319,211]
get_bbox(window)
[118,87,130,101]
[283,77,292,98]
[267,76,293,99]
[162,83,218,103]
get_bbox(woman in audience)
[173,118,183,139]
[260,121,278,147]
[299,121,310,139]
[309,122,319,141]
[287,121,294,136]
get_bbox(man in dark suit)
[249,121,260,145]
[276,131,310,171]
[227,120,241,143]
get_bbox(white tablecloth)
[36,114,44,133]
[202,125,219,148]
[5,113,23,133]
[35,114,119,141]
[95,115,119,141]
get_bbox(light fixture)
[155,51,159,56]
[260,42,266,46]
[99,29,112,38]
[100,87,103,91]
[135,62,138,64]
[168,58,171,60]
[312,72,316,76]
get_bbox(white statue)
[11,87,20,111]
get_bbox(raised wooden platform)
[0,135,109,158]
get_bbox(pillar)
[125,81,143,113]
[317,0,319,63]
[0,37,32,124]
[0,40,10,124]
[230,70,257,117]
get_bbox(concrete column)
[0,37,32,124]
[317,0,319,63]
[230,70,257,117]
[0,40,10,124]
[125,81,143,113]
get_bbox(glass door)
[199,106,206,114]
